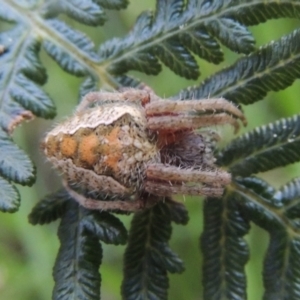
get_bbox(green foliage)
[178,29,300,104]
[1,0,300,299]
[218,114,300,176]
[122,201,187,300]
[230,177,300,299]
[30,192,127,300]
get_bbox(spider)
[42,88,246,211]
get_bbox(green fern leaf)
[11,74,55,118]
[275,178,300,228]
[0,22,55,212]
[178,28,300,104]
[102,11,162,76]
[18,38,47,85]
[235,176,276,203]
[206,18,255,53]
[53,202,102,300]
[178,26,223,64]
[218,115,300,177]
[0,2,18,22]
[154,38,199,79]
[233,177,300,299]
[231,1,300,26]
[28,190,69,225]
[109,49,162,76]
[43,20,98,76]
[166,198,189,225]
[94,0,128,10]
[43,0,128,24]
[82,211,127,245]
[99,0,201,79]
[233,177,283,230]
[114,75,141,88]
[79,74,140,97]
[263,232,300,300]
[122,202,184,300]
[0,28,55,130]
[97,0,197,79]
[0,128,35,186]
[100,0,300,80]
[58,0,106,26]
[79,77,98,98]
[201,194,250,300]
[276,177,300,205]
[0,176,20,213]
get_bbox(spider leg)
[64,182,157,212]
[146,164,231,186]
[145,164,230,197]
[145,98,247,125]
[148,113,242,133]
[77,89,151,112]
[145,180,224,197]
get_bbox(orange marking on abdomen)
[60,135,78,158]
[103,127,122,172]
[44,135,60,158]
[78,133,99,166]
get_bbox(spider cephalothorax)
[43,89,246,211]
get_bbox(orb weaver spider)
[42,88,246,211]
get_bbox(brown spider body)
[44,102,159,196]
[43,89,246,211]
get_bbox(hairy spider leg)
[145,98,247,125]
[144,180,224,197]
[76,89,151,112]
[63,181,158,212]
[147,113,242,133]
[146,164,231,185]
[145,163,229,197]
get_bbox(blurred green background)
[1,1,300,299]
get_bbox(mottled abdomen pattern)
[43,103,159,196]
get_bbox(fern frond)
[232,177,300,299]
[0,176,20,213]
[122,202,185,300]
[43,0,128,25]
[79,77,98,98]
[0,128,35,186]
[206,18,254,53]
[43,19,98,76]
[0,28,55,130]
[203,176,300,299]
[56,0,106,26]
[0,2,18,22]
[0,127,35,212]
[231,1,300,26]
[82,211,127,245]
[166,198,189,225]
[114,75,141,88]
[53,202,102,300]
[0,25,55,210]
[179,28,300,104]
[218,115,300,176]
[99,0,300,80]
[201,194,250,299]
[274,178,300,229]
[178,26,223,64]
[276,177,300,205]
[28,189,69,225]
[93,0,128,10]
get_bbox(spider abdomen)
[43,102,159,196]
